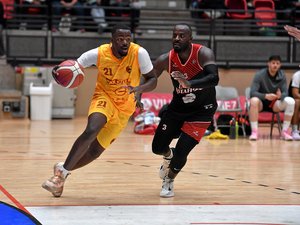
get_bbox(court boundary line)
[0,184,31,214]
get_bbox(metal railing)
[2,4,300,68]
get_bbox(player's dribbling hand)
[51,65,61,84]
[171,71,191,88]
[52,65,59,76]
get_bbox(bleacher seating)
[0,1,300,67]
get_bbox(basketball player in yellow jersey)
[42,25,157,197]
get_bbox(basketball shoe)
[159,148,174,179]
[281,129,293,141]
[291,130,300,141]
[249,129,258,141]
[42,162,69,197]
[160,176,174,198]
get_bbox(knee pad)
[276,97,295,116]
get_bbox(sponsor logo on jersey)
[193,131,199,136]
[204,104,214,109]
[114,87,128,96]
[106,78,131,85]
[175,87,203,94]
[126,66,132,73]
[182,93,196,103]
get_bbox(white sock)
[61,166,70,178]
[292,124,298,132]
[250,122,258,131]
[58,163,70,178]
[282,121,290,131]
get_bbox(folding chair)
[224,0,252,19]
[253,0,277,27]
[214,85,246,137]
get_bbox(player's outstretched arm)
[127,69,157,95]
[284,25,300,41]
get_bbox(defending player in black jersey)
[152,23,219,197]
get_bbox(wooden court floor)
[0,117,300,209]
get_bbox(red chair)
[225,0,252,19]
[253,0,277,27]
[1,0,15,19]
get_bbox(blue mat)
[0,201,41,225]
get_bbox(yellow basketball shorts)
[88,94,133,149]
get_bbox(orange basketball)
[52,60,84,88]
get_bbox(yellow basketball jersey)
[93,43,141,115]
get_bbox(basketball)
[52,59,84,88]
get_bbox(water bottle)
[229,118,236,139]
[235,121,239,139]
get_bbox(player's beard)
[173,42,189,53]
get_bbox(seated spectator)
[290,0,300,19]
[288,70,300,140]
[190,0,225,19]
[247,0,254,8]
[17,0,47,30]
[275,0,300,20]
[248,55,295,141]
[186,0,191,9]
[109,0,130,21]
[87,0,108,33]
[51,0,85,32]
[129,0,141,32]
[107,0,140,32]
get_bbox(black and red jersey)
[167,43,217,118]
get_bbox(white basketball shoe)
[42,162,69,197]
[160,176,174,198]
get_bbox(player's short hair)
[175,23,193,33]
[268,55,281,62]
[111,24,131,36]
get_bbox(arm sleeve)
[189,64,219,88]
[138,47,153,74]
[77,48,98,68]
